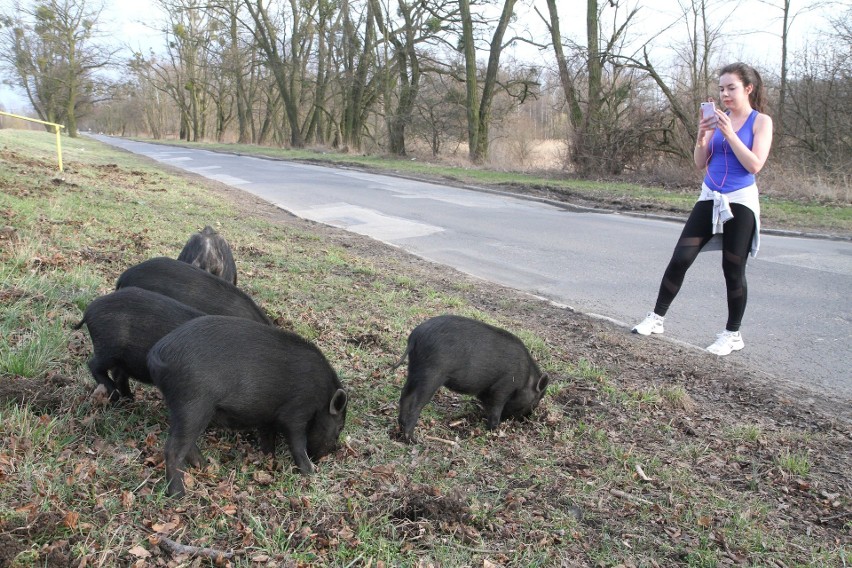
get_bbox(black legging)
[653,200,756,332]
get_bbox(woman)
[632,63,773,356]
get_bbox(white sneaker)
[706,330,744,356]
[632,312,664,336]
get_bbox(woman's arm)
[693,113,717,169]
[717,112,774,174]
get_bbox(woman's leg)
[653,201,715,316]
[720,204,756,331]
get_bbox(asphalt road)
[92,136,852,400]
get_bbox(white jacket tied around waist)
[698,183,761,258]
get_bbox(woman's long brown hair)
[719,62,767,113]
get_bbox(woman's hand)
[698,117,716,138]
[694,104,716,169]
[696,99,717,139]
[713,108,735,139]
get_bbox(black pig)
[393,314,549,442]
[74,287,206,401]
[147,315,349,497]
[116,257,272,325]
[177,225,238,285]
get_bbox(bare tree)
[368,0,455,155]
[370,0,418,155]
[756,0,830,136]
[782,13,852,176]
[301,0,336,145]
[0,0,115,136]
[410,70,467,156]
[609,0,731,160]
[544,0,648,173]
[541,0,582,133]
[459,0,521,163]
[84,80,147,136]
[242,0,320,148]
[130,0,218,141]
[335,0,380,150]
[212,0,259,143]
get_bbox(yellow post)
[55,124,63,172]
[0,111,66,172]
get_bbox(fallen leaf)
[128,545,151,559]
[63,511,79,530]
[338,526,355,540]
[122,491,135,510]
[370,464,395,476]
[152,518,179,534]
[15,503,37,516]
[253,470,274,485]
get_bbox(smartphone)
[701,101,717,124]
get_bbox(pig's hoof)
[91,384,108,397]
[391,429,416,444]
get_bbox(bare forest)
[1,0,851,199]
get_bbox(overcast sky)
[0,0,835,114]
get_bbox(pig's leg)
[397,370,444,442]
[281,423,314,474]
[484,400,507,430]
[481,389,510,430]
[258,427,276,455]
[185,443,203,468]
[112,367,134,400]
[87,357,119,401]
[164,404,215,497]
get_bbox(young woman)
[632,63,773,356]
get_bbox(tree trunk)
[245,0,304,147]
[544,0,582,130]
[778,0,791,136]
[340,0,376,150]
[229,3,251,144]
[576,0,602,172]
[305,4,331,145]
[370,0,423,156]
[459,0,480,162]
[470,0,516,163]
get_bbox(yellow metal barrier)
[0,111,66,172]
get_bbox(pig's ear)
[330,389,348,415]
[536,373,550,393]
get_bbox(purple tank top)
[703,110,758,192]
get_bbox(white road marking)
[157,156,192,162]
[187,165,222,172]
[276,202,443,241]
[208,174,251,185]
[394,192,506,208]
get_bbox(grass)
[140,137,852,236]
[0,129,849,567]
[776,450,812,477]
